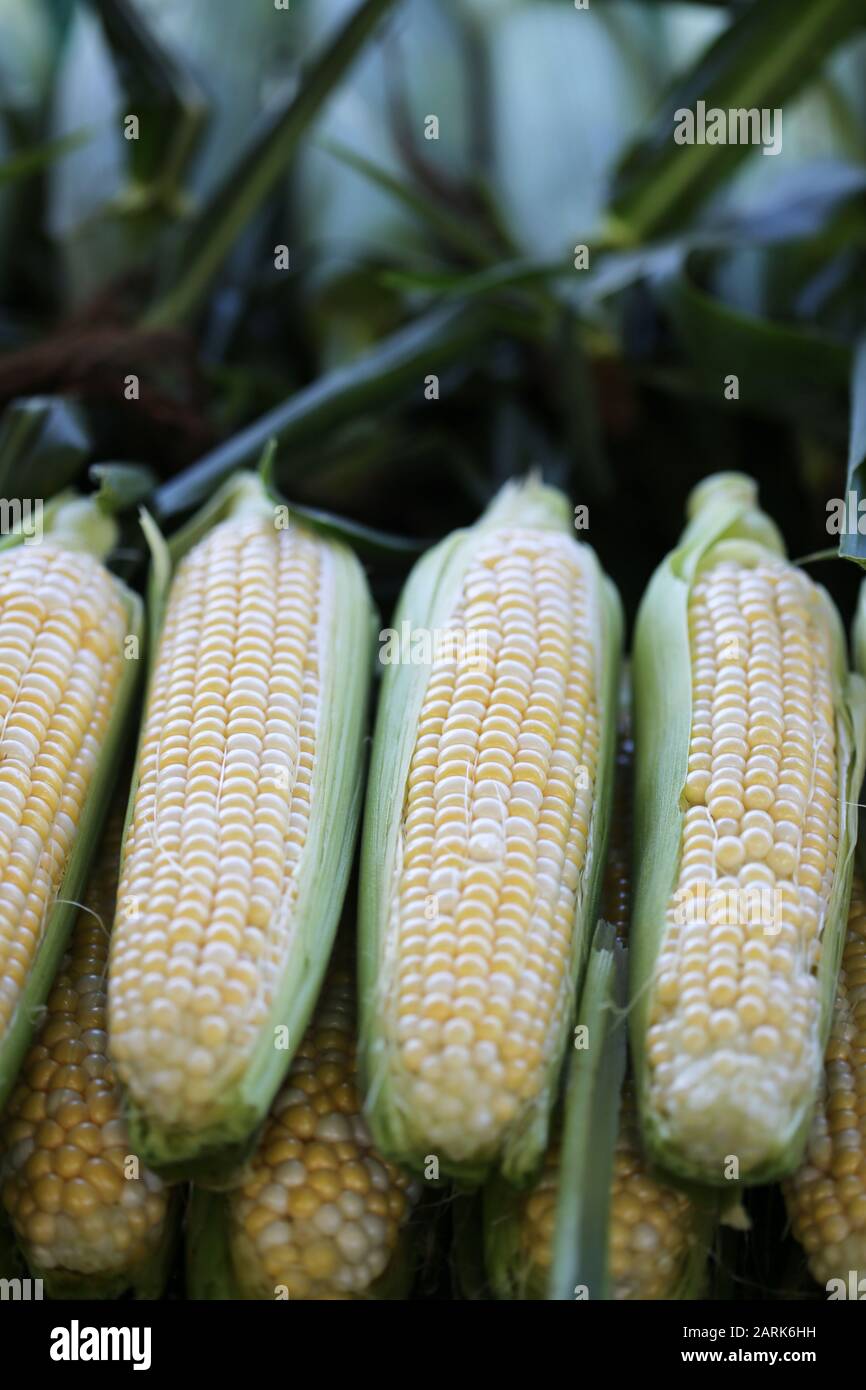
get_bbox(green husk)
[547,923,625,1301]
[450,1191,490,1301]
[119,470,376,1181]
[482,922,625,1301]
[0,494,145,1108]
[185,1188,415,1301]
[854,576,866,680]
[359,475,624,1185]
[631,471,866,1186]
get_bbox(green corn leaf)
[0,127,90,185]
[658,257,852,424]
[287,501,426,562]
[89,462,158,514]
[322,139,496,267]
[0,396,92,501]
[840,336,866,566]
[90,0,209,213]
[142,0,400,330]
[609,0,866,243]
[257,440,424,561]
[629,0,749,6]
[153,301,489,522]
[379,255,569,300]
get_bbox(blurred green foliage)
[0,0,864,631]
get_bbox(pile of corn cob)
[0,468,865,1301]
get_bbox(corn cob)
[108,472,375,1179]
[0,810,177,1298]
[483,729,708,1301]
[187,955,419,1300]
[359,477,623,1183]
[631,472,866,1185]
[783,867,866,1290]
[0,495,143,1109]
[787,584,866,1288]
[782,575,866,1290]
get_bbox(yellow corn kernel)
[229,967,418,1300]
[0,817,168,1279]
[380,529,602,1165]
[647,559,839,1173]
[784,875,866,1287]
[109,514,328,1130]
[0,544,126,1045]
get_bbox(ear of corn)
[481,721,711,1302]
[788,582,866,1291]
[0,807,179,1299]
[631,472,866,1186]
[359,476,623,1184]
[186,946,419,1300]
[787,569,866,1292]
[0,494,144,1110]
[783,870,866,1291]
[108,471,376,1181]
